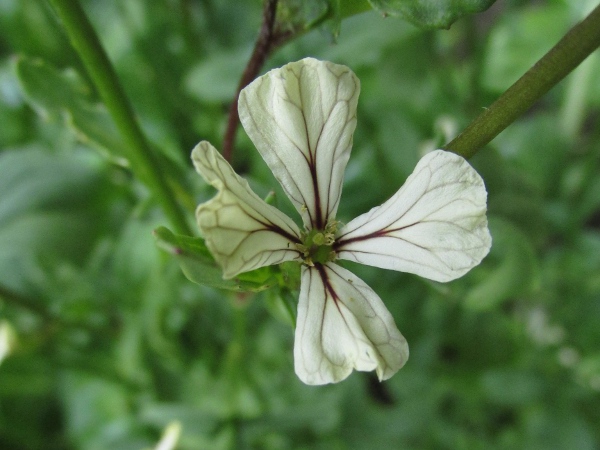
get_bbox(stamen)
[298,224,339,265]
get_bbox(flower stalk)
[445,3,600,158]
[222,0,284,162]
[48,0,192,235]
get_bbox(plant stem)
[445,3,600,158]
[48,0,192,235]
[221,0,374,163]
[222,0,281,163]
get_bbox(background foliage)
[1,0,600,449]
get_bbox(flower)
[191,58,491,385]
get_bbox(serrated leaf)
[153,226,276,292]
[368,0,496,29]
[14,56,128,166]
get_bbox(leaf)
[367,0,497,30]
[481,3,571,92]
[481,369,543,406]
[0,147,119,294]
[14,56,128,166]
[153,226,276,292]
[464,217,539,311]
[264,288,297,328]
[184,47,249,103]
[278,0,342,41]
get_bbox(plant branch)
[48,0,192,235]
[222,0,288,162]
[221,0,379,163]
[444,3,600,158]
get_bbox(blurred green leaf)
[320,0,343,40]
[464,217,539,311]
[482,3,571,92]
[0,0,70,65]
[0,147,121,293]
[184,47,249,104]
[367,0,496,29]
[481,369,543,406]
[277,0,344,41]
[14,56,129,166]
[61,372,152,450]
[277,10,418,69]
[153,226,276,292]
[264,288,297,328]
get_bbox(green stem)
[48,0,192,235]
[445,3,600,158]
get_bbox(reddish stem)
[222,0,279,162]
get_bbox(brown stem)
[222,0,282,162]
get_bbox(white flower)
[192,58,491,385]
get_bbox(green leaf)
[153,226,276,292]
[481,3,571,92]
[0,147,119,294]
[320,0,342,40]
[367,0,496,29]
[464,217,539,311]
[481,369,543,406]
[264,288,297,328]
[14,56,128,166]
[184,47,249,103]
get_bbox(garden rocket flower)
[191,58,491,385]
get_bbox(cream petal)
[192,141,302,279]
[336,150,492,282]
[294,263,408,385]
[239,58,360,230]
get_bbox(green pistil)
[310,244,335,265]
[297,222,339,266]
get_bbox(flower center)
[296,221,339,266]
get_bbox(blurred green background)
[1,0,600,448]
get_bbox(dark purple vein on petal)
[313,264,355,369]
[323,66,353,222]
[210,155,302,244]
[335,165,434,241]
[323,264,398,374]
[297,67,323,230]
[239,92,312,221]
